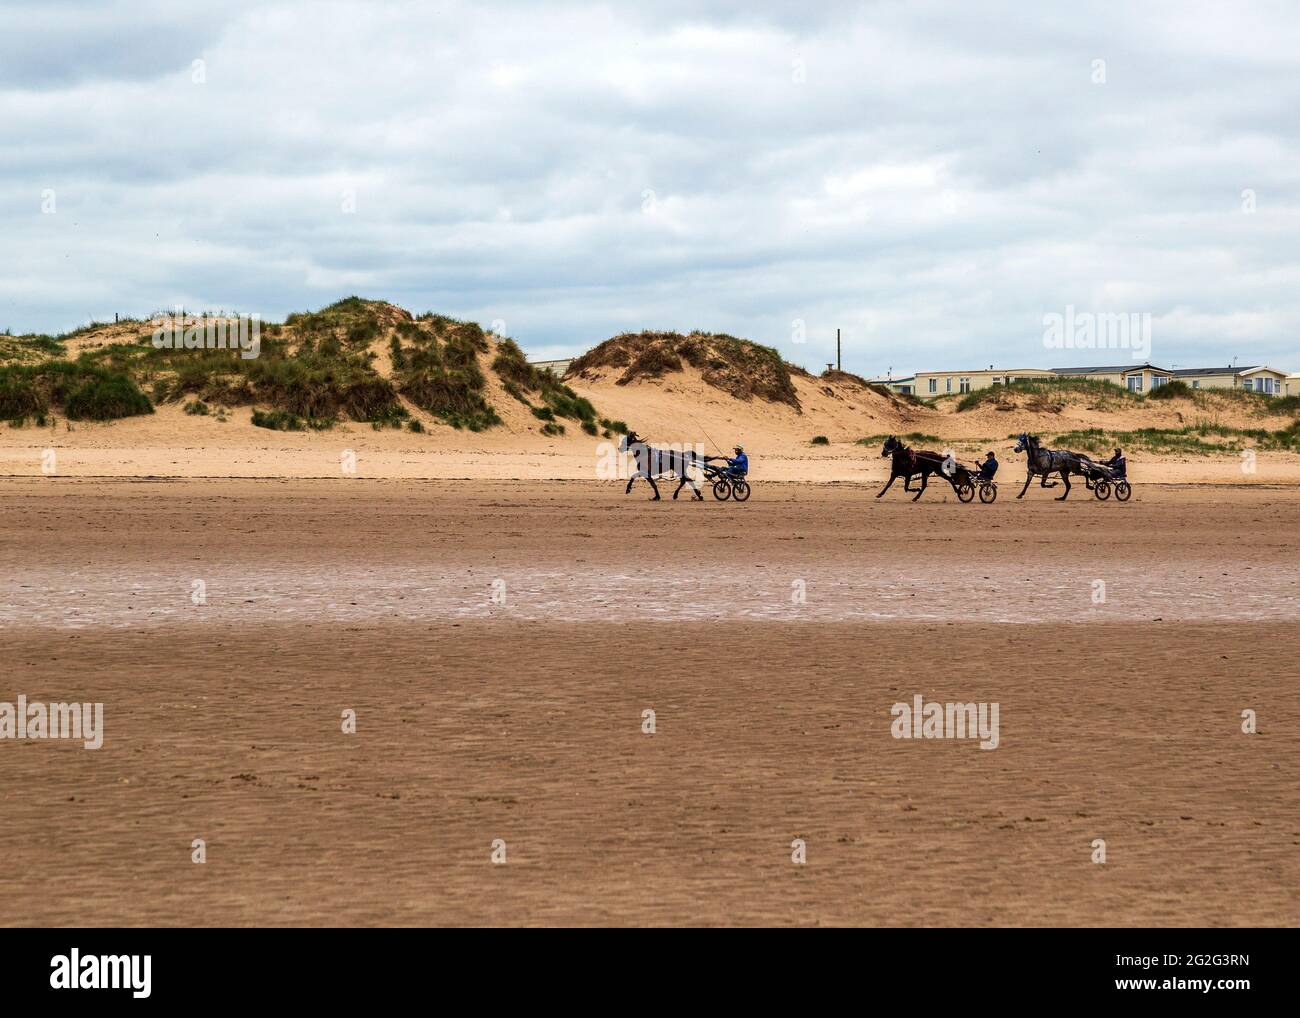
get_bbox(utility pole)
[836,328,841,372]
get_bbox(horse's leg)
[672,472,687,500]
[1017,470,1033,498]
[1055,467,1071,501]
[647,475,661,501]
[625,473,637,494]
[687,461,704,500]
[912,469,928,501]
[876,472,897,498]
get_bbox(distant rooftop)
[1170,365,1259,377]
[528,357,573,376]
[913,367,1050,375]
[1051,362,1167,374]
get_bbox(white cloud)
[1,0,1298,374]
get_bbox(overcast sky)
[2,0,1298,374]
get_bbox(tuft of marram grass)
[250,408,335,431]
[0,361,154,422]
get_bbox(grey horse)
[620,431,705,500]
[1013,433,1094,501]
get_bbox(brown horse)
[876,436,972,502]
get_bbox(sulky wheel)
[1093,479,1111,500]
[956,481,975,503]
[1114,480,1131,502]
[712,479,732,500]
[979,482,997,503]
[730,479,751,502]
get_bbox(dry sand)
[1,478,1296,926]
[3,395,1299,484]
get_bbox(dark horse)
[1013,433,1094,501]
[620,431,704,500]
[876,436,971,502]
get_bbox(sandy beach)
[2,478,1295,925]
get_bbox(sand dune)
[3,304,1297,483]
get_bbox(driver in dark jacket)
[1102,448,1126,476]
[977,451,998,480]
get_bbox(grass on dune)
[146,336,402,423]
[251,408,335,431]
[0,361,153,424]
[850,423,1300,457]
[59,307,406,426]
[953,377,1140,412]
[3,300,522,433]
[857,432,943,446]
[567,329,801,409]
[1144,379,1192,400]
[953,375,1299,417]
[0,333,67,363]
[1047,421,1300,455]
[62,299,506,430]
[393,319,501,431]
[1206,387,1300,415]
[491,336,597,435]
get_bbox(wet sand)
[1,479,1297,925]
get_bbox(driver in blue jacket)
[727,445,749,476]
